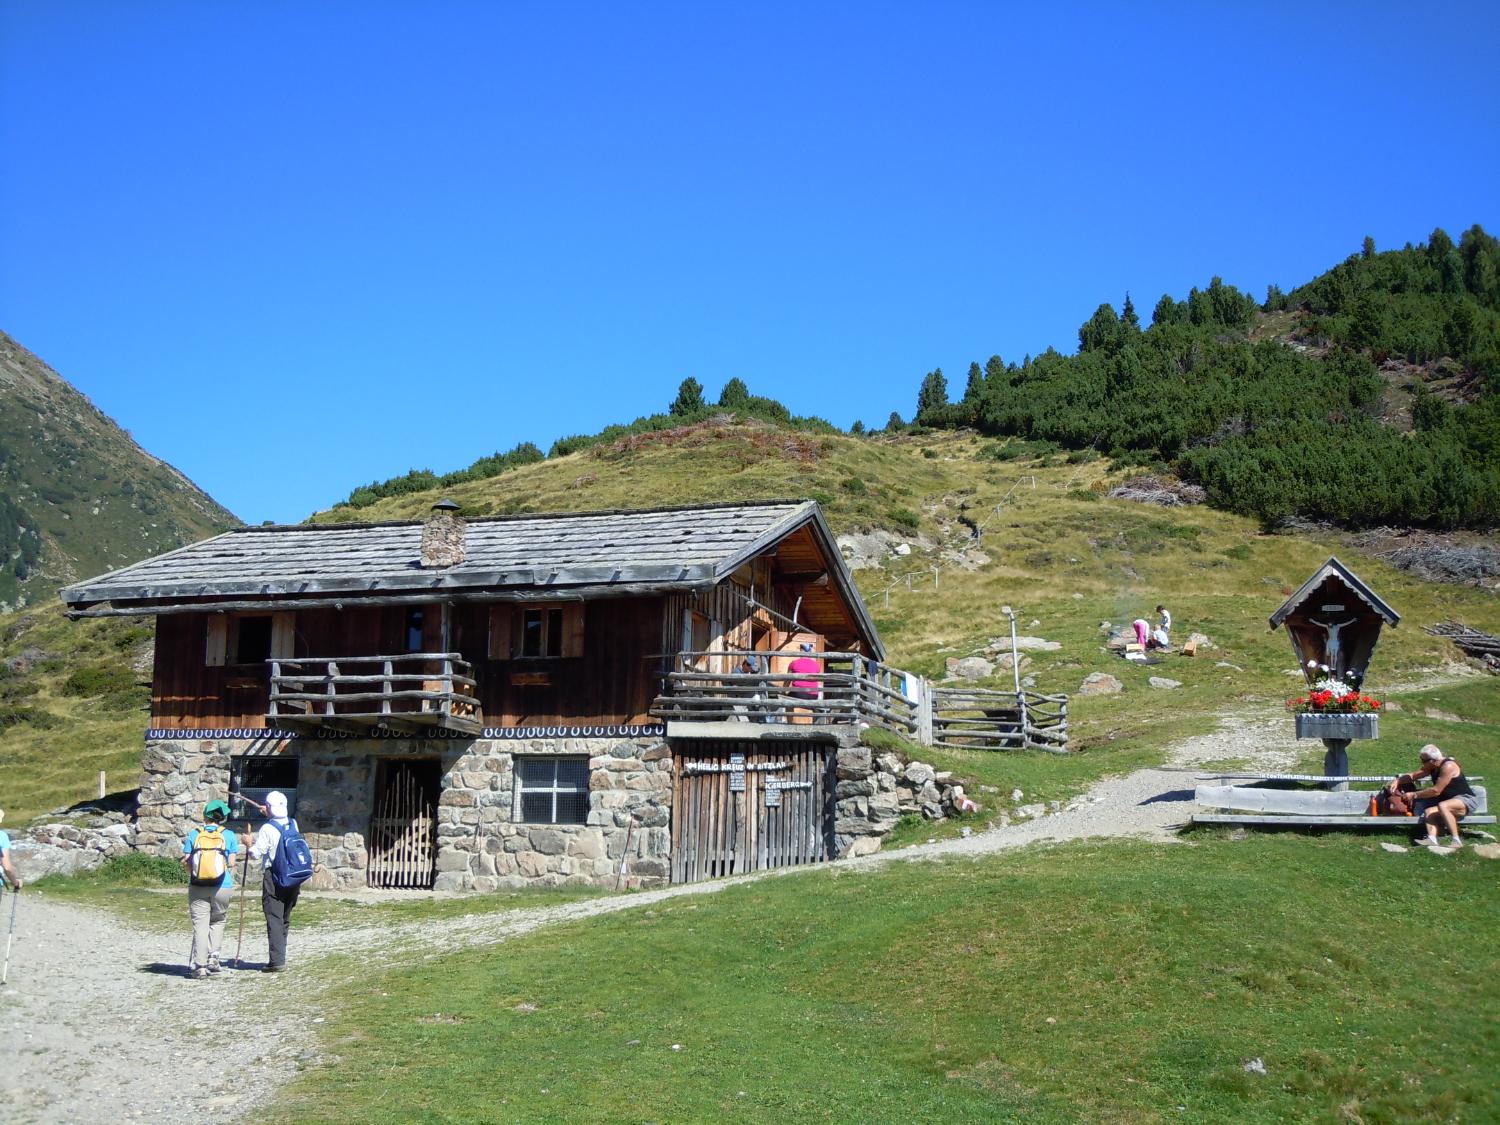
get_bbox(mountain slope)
[0,331,239,609]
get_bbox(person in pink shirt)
[788,642,822,701]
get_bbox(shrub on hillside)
[62,664,138,698]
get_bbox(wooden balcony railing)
[651,650,920,737]
[268,653,481,735]
[655,650,1069,752]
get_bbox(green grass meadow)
[275,834,1499,1124]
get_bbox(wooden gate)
[367,758,438,889]
[670,741,834,883]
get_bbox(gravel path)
[0,711,1300,1123]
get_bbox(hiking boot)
[262,963,285,973]
[207,954,221,974]
[189,966,210,980]
[1448,837,1464,849]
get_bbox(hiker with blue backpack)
[182,800,240,979]
[244,790,314,973]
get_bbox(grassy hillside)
[9,420,1497,827]
[914,228,1500,530]
[316,421,1500,809]
[0,331,238,610]
[0,606,153,823]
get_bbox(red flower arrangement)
[1286,689,1382,715]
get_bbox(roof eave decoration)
[1268,556,1401,631]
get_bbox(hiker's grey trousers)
[262,880,300,968]
[188,882,232,969]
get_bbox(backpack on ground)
[189,825,228,886]
[268,818,314,888]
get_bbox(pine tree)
[915,368,948,423]
[1078,303,1121,352]
[1121,293,1141,333]
[718,377,749,408]
[669,378,705,416]
[984,355,1006,387]
[962,362,984,404]
[885,411,905,432]
[1152,294,1183,326]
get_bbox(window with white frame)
[516,756,589,824]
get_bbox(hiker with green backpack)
[182,800,241,980]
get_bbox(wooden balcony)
[650,650,919,739]
[268,653,481,736]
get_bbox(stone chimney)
[420,499,466,568]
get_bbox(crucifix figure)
[1310,616,1356,679]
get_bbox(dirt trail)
[0,711,1302,1123]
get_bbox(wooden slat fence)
[930,687,1068,754]
[367,761,437,889]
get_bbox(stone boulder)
[903,761,936,787]
[1011,636,1062,651]
[951,656,995,681]
[1078,672,1124,696]
[10,839,108,882]
[1186,632,1216,651]
[1149,676,1182,690]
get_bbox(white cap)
[266,791,289,817]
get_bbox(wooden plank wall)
[462,597,663,726]
[152,608,403,728]
[152,599,667,729]
[669,740,834,884]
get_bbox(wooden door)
[670,741,834,883]
[367,759,439,889]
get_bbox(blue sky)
[2,2,1496,525]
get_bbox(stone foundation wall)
[133,733,971,891]
[832,746,981,857]
[133,733,672,892]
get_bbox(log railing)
[651,652,1071,753]
[651,650,920,736]
[930,686,1069,753]
[268,653,481,734]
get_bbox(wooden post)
[916,678,934,746]
[98,771,106,800]
[382,659,393,716]
[269,660,281,721]
[325,661,338,716]
[1323,739,1350,791]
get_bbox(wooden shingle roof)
[60,499,882,656]
[1268,556,1401,630]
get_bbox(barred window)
[517,756,589,825]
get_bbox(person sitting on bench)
[1387,744,1478,848]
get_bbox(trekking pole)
[232,829,254,968]
[2,884,18,985]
